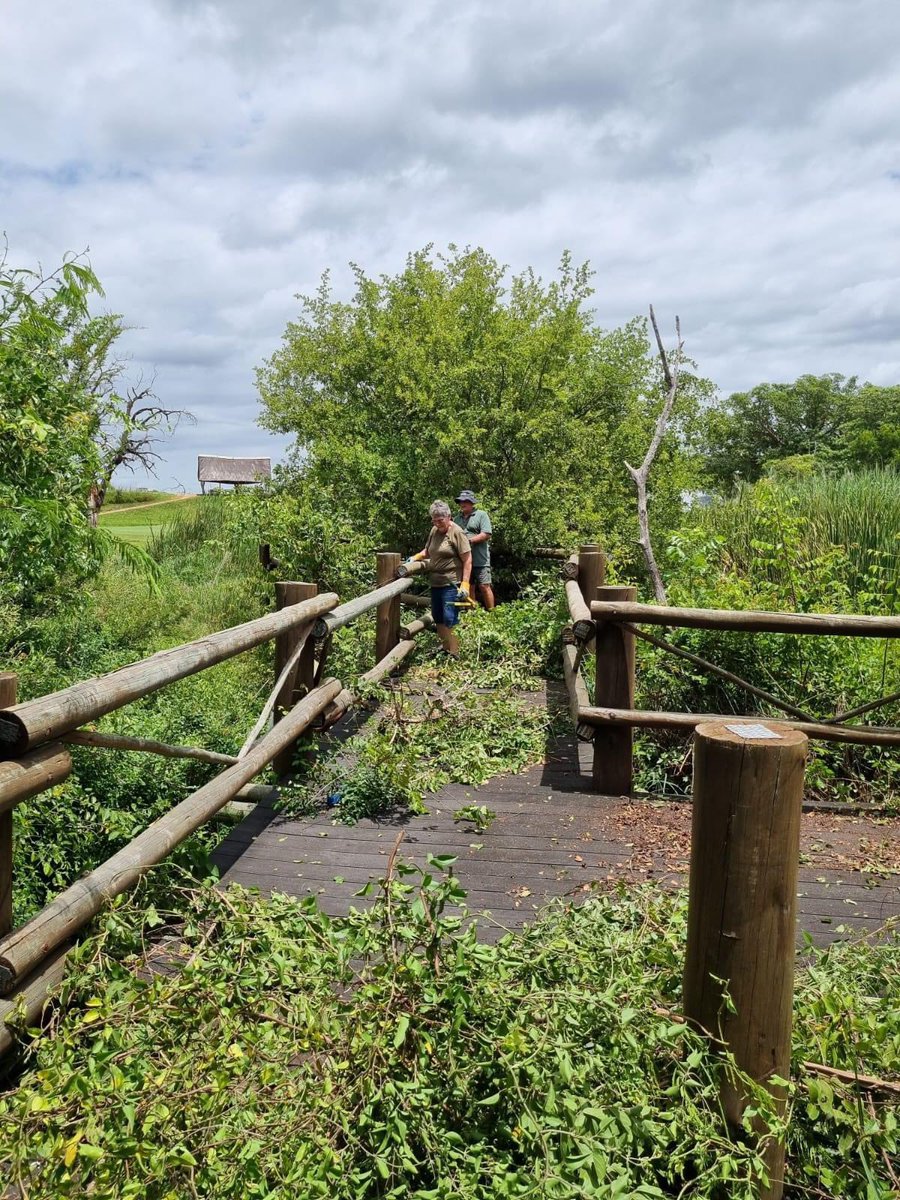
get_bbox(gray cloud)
[2,0,899,488]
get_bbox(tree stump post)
[592,585,636,794]
[375,552,402,665]
[273,582,318,779]
[577,543,606,608]
[684,721,807,1200]
[0,673,17,934]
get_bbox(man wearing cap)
[454,490,495,610]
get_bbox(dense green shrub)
[1,877,896,1198]
[256,246,709,578]
[629,486,900,803]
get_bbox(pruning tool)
[452,582,477,611]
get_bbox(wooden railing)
[0,552,433,1056]
[559,548,900,1196]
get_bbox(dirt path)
[103,494,196,515]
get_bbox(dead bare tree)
[90,377,195,523]
[624,307,684,605]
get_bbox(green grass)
[99,496,202,543]
[699,468,900,600]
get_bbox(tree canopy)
[0,251,163,607]
[702,373,900,491]
[257,246,704,571]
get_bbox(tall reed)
[699,468,900,605]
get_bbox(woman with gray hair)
[408,500,472,657]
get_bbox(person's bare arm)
[460,550,472,585]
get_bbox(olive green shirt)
[425,523,471,587]
[454,508,492,569]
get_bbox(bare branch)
[626,309,685,605]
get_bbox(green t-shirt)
[454,509,492,568]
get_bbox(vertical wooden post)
[273,582,317,780]
[0,672,16,935]
[592,585,636,794]
[375,552,402,665]
[577,543,606,607]
[684,721,807,1200]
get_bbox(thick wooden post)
[375,552,402,665]
[0,673,16,934]
[577,543,606,607]
[592,585,636,794]
[684,721,807,1200]
[273,582,317,779]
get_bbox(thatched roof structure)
[197,456,271,488]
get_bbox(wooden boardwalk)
[214,712,900,948]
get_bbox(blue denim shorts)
[431,584,460,628]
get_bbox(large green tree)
[257,246,704,573]
[0,252,161,607]
[702,374,900,491]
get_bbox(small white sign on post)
[724,722,783,740]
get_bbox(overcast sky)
[3,0,899,491]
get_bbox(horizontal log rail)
[0,942,70,1059]
[400,592,429,609]
[532,547,569,560]
[400,613,435,640]
[0,745,72,815]
[316,638,418,730]
[591,601,900,638]
[579,706,900,747]
[63,730,238,767]
[314,577,411,639]
[394,558,430,579]
[0,593,338,759]
[0,678,343,994]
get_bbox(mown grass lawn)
[99,495,201,544]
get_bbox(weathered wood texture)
[400,613,435,640]
[376,553,402,664]
[318,639,417,729]
[0,942,70,1058]
[0,674,14,936]
[684,723,807,1200]
[564,580,594,642]
[532,547,569,560]
[395,558,430,579]
[314,577,412,639]
[590,601,900,638]
[561,552,580,580]
[593,586,637,794]
[578,706,900,747]
[64,729,237,766]
[273,583,318,777]
[0,745,72,815]
[561,642,593,742]
[213,706,898,951]
[577,544,606,607]
[400,593,429,609]
[0,678,343,994]
[0,592,338,758]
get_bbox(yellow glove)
[459,581,470,595]
[412,551,427,561]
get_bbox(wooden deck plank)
[214,722,900,949]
